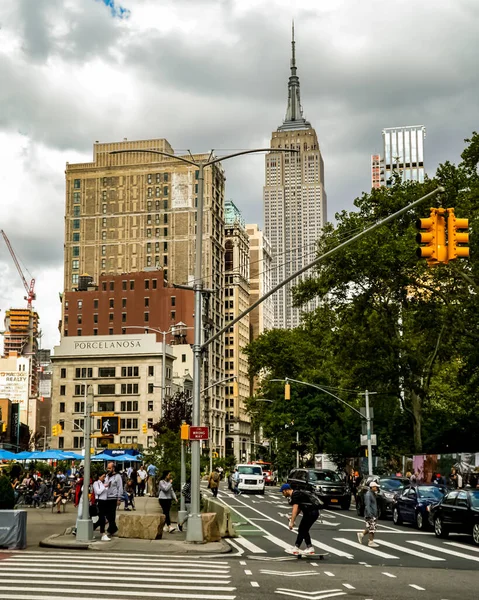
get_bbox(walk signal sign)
[447,208,469,261]
[101,416,120,435]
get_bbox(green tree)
[0,476,15,510]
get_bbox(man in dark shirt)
[280,483,321,555]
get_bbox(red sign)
[189,426,209,440]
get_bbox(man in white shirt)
[137,465,148,496]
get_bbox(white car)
[236,464,265,494]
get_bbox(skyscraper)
[264,27,327,329]
[382,126,426,187]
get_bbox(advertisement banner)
[0,371,29,406]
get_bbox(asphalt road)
[1,483,477,600]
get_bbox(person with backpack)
[280,483,321,555]
[208,468,220,498]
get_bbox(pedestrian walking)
[357,480,380,547]
[137,465,148,496]
[105,462,123,536]
[93,472,110,541]
[280,483,321,555]
[232,468,241,495]
[177,478,191,532]
[147,463,157,496]
[208,468,220,498]
[158,470,177,533]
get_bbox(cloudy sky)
[0,0,477,350]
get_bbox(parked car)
[392,485,447,529]
[263,469,278,486]
[356,476,409,519]
[287,468,351,509]
[236,464,265,495]
[430,488,479,545]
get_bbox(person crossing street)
[280,483,321,555]
[357,480,380,547]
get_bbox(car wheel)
[259,489,265,495]
[472,523,479,546]
[393,507,402,525]
[434,517,449,538]
[416,511,425,530]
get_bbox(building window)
[102,231,107,240]
[59,402,65,412]
[74,418,85,432]
[163,200,168,209]
[148,366,154,376]
[58,437,64,449]
[147,418,154,429]
[110,281,114,291]
[109,313,114,321]
[170,311,175,320]
[73,205,81,217]
[72,246,80,257]
[75,368,92,378]
[93,299,99,309]
[73,179,81,189]
[77,314,82,324]
[163,228,168,236]
[120,400,139,412]
[148,383,154,394]
[144,297,149,307]
[122,313,126,322]
[152,279,157,289]
[109,299,114,308]
[98,384,116,395]
[73,437,85,449]
[120,418,139,430]
[130,280,134,290]
[122,298,127,308]
[101,259,106,269]
[73,192,81,203]
[98,367,116,378]
[73,232,80,242]
[102,217,107,227]
[122,280,127,290]
[74,384,86,396]
[93,314,98,323]
[109,328,113,335]
[102,245,106,256]
[121,383,139,395]
[148,400,154,411]
[73,219,80,230]
[74,401,85,413]
[59,384,66,396]
[93,329,98,335]
[60,368,66,378]
[121,366,139,377]
[182,354,186,363]
[144,312,149,322]
[97,401,115,412]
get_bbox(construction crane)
[1,230,36,309]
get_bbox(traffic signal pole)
[76,386,94,542]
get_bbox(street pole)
[365,390,373,476]
[76,385,93,542]
[296,430,299,468]
[178,429,187,526]
[162,330,167,409]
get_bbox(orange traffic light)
[180,423,189,440]
[285,382,291,400]
[447,208,469,261]
[142,423,148,434]
[232,380,239,398]
[416,208,447,265]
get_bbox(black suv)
[287,468,351,509]
[356,476,409,519]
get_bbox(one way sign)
[101,416,120,435]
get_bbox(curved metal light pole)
[110,146,295,542]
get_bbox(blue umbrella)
[91,453,111,461]
[29,450,75,461]
[13,451,33,460]
[115,454,142,462]
[63,452,84,460]
[0,449,17,460]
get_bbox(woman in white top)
[93,473,110,541]
[158,470,177,533]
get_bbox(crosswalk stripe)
[4,557,229,569]
[8,551,230,564]
[0,565,228,576]
[334,538,398,559]
[0,570,231,581]
[264,534,294,551]
[234,537,267,554]
[2,594,235,600]
[445,541,479,553]
[2,580,234,592]
[408,541,479,563]
[375,539,445,561]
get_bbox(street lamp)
[111,145,295,543]
[76,384,94,542]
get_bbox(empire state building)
[264,27,327,329]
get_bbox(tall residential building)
[382,126,426,187]
[223,201,251,461]
[371,154,381,189]
[246,224,274,342]
[3,309,39,398]
[264,29,327,329]
[64,139,227,455]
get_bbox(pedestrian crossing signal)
[101,416,120,435]
[52,424,63,436]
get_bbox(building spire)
[278,21,310,131]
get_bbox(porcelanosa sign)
[56,335,161,356]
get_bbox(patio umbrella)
[91,453,111,461]
[29,450,74,461]
[0,449,17,460]
[114,454,142,462]
[12,451,33,460]
[63,452,84,460]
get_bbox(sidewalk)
[34,495,230,554]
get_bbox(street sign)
[101,416,120,435]
[360,434,377,446]
[189,426,209,440]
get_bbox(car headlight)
[383,492,395,500]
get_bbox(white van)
[236,464,265,494]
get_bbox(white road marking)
[236,529,261,533]
[409,584,426,591]
[445,541,479,553]
[260,570,320,577]
[0,566,229,577]
[382,572,397,578]
[408,540,479,562]
[342,584,355,589]
[224,537,245,556]
[334,538,398,559]
[234,537,267,554]
[239,560,247,565]
[275,588,346,600]
[376,539,445,561]
[1,579,235,591]
[244,569,253,575]
[3,558,229,570]
[324,509,400,531]
[324,571,335,577]
[251,581,260,587]
[250,518,272,521]
[1,591,235,600]
[0,572,231,583]
[8,551,230,563]
[338,529,432,535]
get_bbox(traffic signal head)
[416,208,447,265]
[2,423,7,433]
[142,423,148,434]
[285,382,291,400]
[447,208,469,261]
[52,424,62,436]
[233,380,239,398]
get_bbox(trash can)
[0,510,27,549]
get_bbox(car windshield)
[380,478,407,491]
[238,466,262,475]
[470,491,479,508]
[308,470,341,482]
[417,486,444,500]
